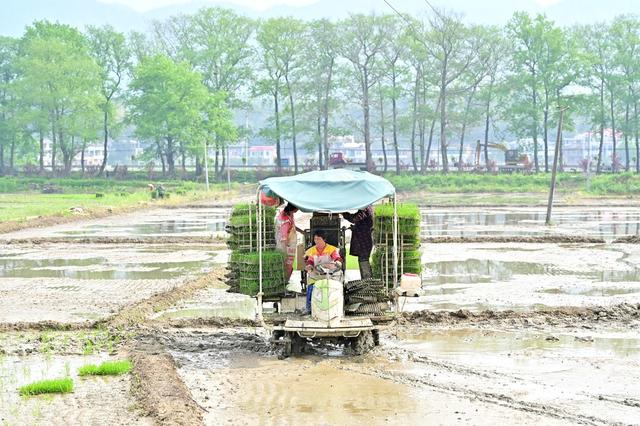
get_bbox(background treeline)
[0,7,639,178]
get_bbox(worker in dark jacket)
[342,205,374,279]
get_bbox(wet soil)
[0,354,152,425]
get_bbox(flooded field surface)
[410,242,640,312]
[0,207,230,240]
[0,243,227,324]
[423,206,640,240]
[164,328,569,426]
[0,354,151,425]
[386,327,640,425]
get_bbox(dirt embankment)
[614,235,640,244]
[130,341,206,425]
[423,235,606,244]
[400,303,640,328]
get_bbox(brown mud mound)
[401,303,640,327]
[130,339,205,426]
[614,235,640,244]
[424,235,606,244]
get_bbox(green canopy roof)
[258,169,395,213]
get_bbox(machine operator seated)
[304,230,343,313]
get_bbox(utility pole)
[546,106,569,225]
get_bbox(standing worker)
[343,205,374,279]
[275,203,301,280]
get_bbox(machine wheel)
[291,333,307,356]
[351,330,375,355]
[372,329,380,346]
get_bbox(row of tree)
[0,8,639,177]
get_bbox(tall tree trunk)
[285,77,298,174]
[439,66,448,173]
[0,144,4,176]
[81,139,86,175]
[195,155,202,177]
[362,71,372,172]
[316,115,323,169]
[543,107,549,172]
[9,138,15,172]
[51,120,57,174]
[531,84,539,173]
[322,57,334,172]
[625,95,630,172]
[214,148,219,180]
[39,132,44,173]
[635,101,639,174]
[166,136,175,176]
[596,80,605,174]
[378,85,388,173]
[610,88,617,172]
[410,70,420,172]
[391,82,400,175]
[99,107,109,176]
[458,89,475,171]
[424,96,441,173]
[274,91,282,172]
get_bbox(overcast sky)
[98,0,320,12]
[99,0,565,12]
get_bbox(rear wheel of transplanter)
[351,330,375,355]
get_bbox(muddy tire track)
[341,349,610,426]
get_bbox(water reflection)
[422,208,640,239]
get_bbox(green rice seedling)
[19,378,73,396]
[78,360,132,377]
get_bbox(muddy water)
[165,329,566,425]
[0,207,230,240]
[0,244,228,280]
[423,206,640,239]
[389,327,640,425]
[0,244,228,324]
[0,354,151,425]
[413,242,640,312]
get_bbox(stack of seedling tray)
[344,279,390,316]
[226,203,283,296]
[372,203,422,288]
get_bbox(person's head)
[313,230,327,248]
[284,203,298,214]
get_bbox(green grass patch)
[19,378,73,396]
[78,360,132,376]
[385,171,640,196]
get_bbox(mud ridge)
[613,235,640,244]
[0,319,99,332]
[423,235,606,244]
[2,236,227,245]
[400,303,640,327]
[154,317,258,328]
[130,343,206,425]
[107,269,228,329]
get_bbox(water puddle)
[0,245,228,280]
[422,207,640,239]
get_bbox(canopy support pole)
[257,190,264,323]
[393,195,399,314]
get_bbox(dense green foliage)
[0,8,639,178]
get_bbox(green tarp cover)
[259,169,395,213]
